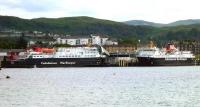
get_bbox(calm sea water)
[0,67,200,107]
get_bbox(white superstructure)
[26,46,109,59]
[136,46,195,60]
[54,47,104,58]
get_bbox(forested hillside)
[1,15,200,48]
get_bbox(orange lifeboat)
[41,48,54,53]
[32,47,54,53]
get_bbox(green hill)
[124,19,200,27]
[168,19,200,26]
[149,24,200,46]
[124,20,164,27]
[0,16,154,39]
[1,15,200,47]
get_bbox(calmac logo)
[41,62,57,64]
[60,61,76,64]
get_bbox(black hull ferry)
[137,57,195,66]
[2,46,109,68]
[136,43,196,66]
[2,58,106,68]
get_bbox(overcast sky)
[0,0,199,23]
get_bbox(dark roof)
[61,35,91,39]
[103,44,135,47]
[27,36,55,41]
[90,34,109,38]
[54,45,100,47]
[0,49,26,52]
[107,38,118,42]
[61,34,110,39]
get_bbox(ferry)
[136,43,195,66]
[1,45,109,68]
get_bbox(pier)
[105,52,138,67]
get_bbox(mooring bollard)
[6,75,10,79]
[0,67,11,79]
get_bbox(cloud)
[0,0,60,12]
[0,0,200,23]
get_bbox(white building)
[105,38,118,45]
[91,34,109,45]
[56,34,118,46]
[57,35,91,46]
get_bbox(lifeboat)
[32,47,54,53]
[41,48,54,53]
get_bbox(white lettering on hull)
[60,61,76,65]
[41,62,58,64]
[41,61,76,65]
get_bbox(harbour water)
[0,67,200,107]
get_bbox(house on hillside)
[56,35,91,45]
[103,44,136,53]
[27,36,56,47]
[56,34,118,46]
[105,38,118,45]
[178,41,200,55]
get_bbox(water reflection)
[0,67,200,107]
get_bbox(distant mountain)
[124,20,164,27]
[124,19,200,27]
[168,19,200,26]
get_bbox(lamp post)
[137,40,141,49]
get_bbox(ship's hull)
[137,57,195,66]
[1,58,106,68]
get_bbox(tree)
[17,33,27,48]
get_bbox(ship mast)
[148,41,155,48]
